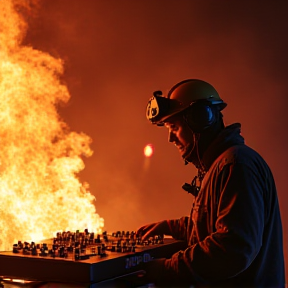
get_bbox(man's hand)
[136,221,171,240]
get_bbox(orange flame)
[0,0,104,251]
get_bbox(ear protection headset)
[183,101,216,133]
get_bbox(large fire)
[0,0,104,251]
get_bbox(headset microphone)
[182,176,200,197]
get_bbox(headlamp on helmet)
[146,91,181,126]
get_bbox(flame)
[0,0,104,251]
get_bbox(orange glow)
[0,0,103,251]
[144,144,154,158]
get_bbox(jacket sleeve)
[164,161,266,283]
[167,216,189,240]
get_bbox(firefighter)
[137,79,285,287]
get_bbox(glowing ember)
[144,144,154,158]
[0,0,104,251]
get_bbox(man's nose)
[168,131,177,143]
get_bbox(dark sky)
[24,0,287,277]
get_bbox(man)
[137,79,285,287]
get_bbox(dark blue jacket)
[154,123,285,287]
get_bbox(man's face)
[164,115,195,160]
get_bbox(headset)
[183,100,216,133]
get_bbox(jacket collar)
[202,123,244,171]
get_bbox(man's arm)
[144,162,266,286]
[137,217,189,241]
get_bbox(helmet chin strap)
[177,115,207,196]
[182,132,200,166]
[181,114,205,171]
[182,132,206,197]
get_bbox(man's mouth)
[175,144,185,153]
